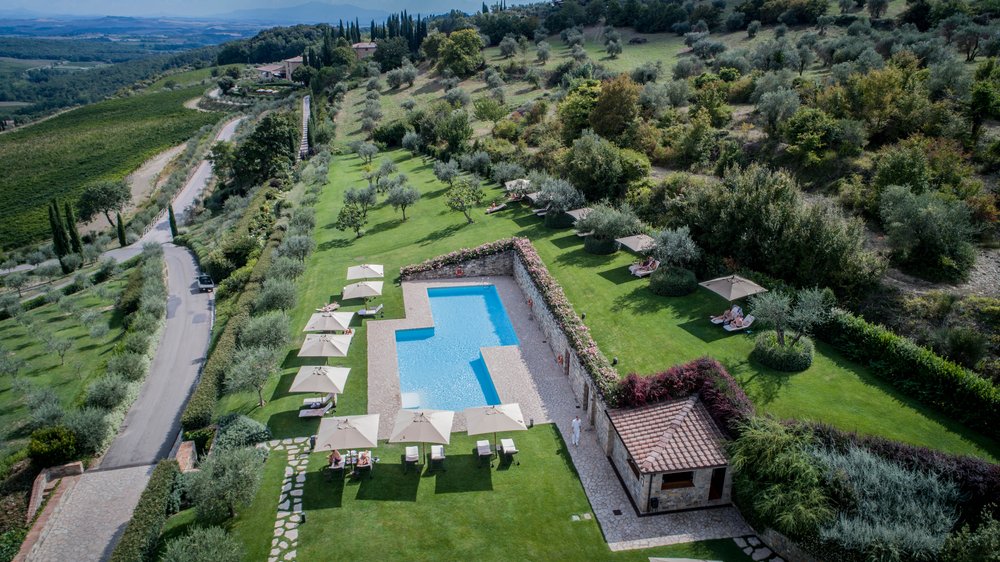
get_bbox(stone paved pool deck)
[367,275,750,550]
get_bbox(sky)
[0,0,485,18]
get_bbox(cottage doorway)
[709,467,726,500]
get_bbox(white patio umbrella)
[342,280,383,300]
[297,333,354,357]
[289,365,350,394]
[316,414,380,451]
[303,311,355,332]
[615,234,656,254]
[464,403,527,450]
[698,275,768,302]
[389,409,455,463]
[346,264,384,280]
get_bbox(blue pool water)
[395,285,519,411]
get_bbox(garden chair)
[500,438,520,466]
[430,445,446,472]
[404,446,419,473]
[476,440,493,467]
[298,403,333,418]
[357,303,384,318]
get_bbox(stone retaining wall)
[760,527,821,562]
[401,251,513,281]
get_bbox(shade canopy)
[615,234,656,254]
[298,333,354,357]
[289,365,350,394]
[504,178,530,192]
[342,280,383,300]
[464,404,527,436]
[303,311,355,332]
[389,409,454,445]
[346,264,384,280]
[316,414,380,450]
[566,207,592,222]
[698,275,768,301]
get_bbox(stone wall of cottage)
[402,252,513,281]
[647,467,733,512]
[608,430,645,508]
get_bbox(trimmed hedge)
[583,236,618,255]
[649,266,697,297]
[109,460,180,562]
[817,309,1000,440]
[751,331,814,372]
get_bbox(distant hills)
[215,2,390,24]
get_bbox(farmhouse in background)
[351,41,377,59]
[606,396,733,513]
[255,55,304,80]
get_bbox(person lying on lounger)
[316,302,340,312]
[328,449,344,468]
[729,314,747,329]
[486,200,506,214]
[711,306,738,324]
[628,256,656,275]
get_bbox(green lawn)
[0,279,124,466]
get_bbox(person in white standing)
[571,415,582,446]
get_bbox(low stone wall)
[402,251,513,281]
[760,527,821,562]
[25,462,84,524]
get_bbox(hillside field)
[0,85,221,249]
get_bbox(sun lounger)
[353,451,375,479]
[477,440,493,467]
[533,206,550,216]
[357,303,384,318]
[430,445,446,472]
[500,438,520,466]
[710,305,743,325]
[404,446,419,472]
[485,204,507,214]
[576,230,593,238]
[302,393,334,408]
[724,314,755,332]
[298,403,333,418]
[315,303,340,312]
[632,260,660,278]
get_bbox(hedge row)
[400,237,621,403]
[179,228,284,432]
[109,460,180,562]
[817,309,1000,440]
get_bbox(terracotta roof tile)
[608,396,728,473]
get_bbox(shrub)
[649,266,698,297]
[813,444,960,560]
[123,331,152,355]
[537,178,585,216]
[128,312,159,336]
[214,414,271,450]
[110,460,180,562]
[188,446,266,523]
[574,203,643,253]
[491,161,525,186]
[817,309,1000,439]
[238,311,289,350]
[86,373,129,410]
[751,331,814,371]
[27,425,79,467]
[181,309,249,432]
[372,121,410,147]
[268,256,305,280]
[161,526,242,562]
[254,278,296,312]
[65,406,111,454]
[943,508,1000,561]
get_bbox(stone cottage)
[606,395,732,514]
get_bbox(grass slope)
[0,85,220,249]
[0,279,124,463]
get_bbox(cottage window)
[661,471,695,490]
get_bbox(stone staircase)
[298,95,310,161]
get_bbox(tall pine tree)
[168,205,178,237]
[49,200,70,257]
[64,202,83,254]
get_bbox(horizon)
[0,0,503,19]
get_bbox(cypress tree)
[64,202,83,254]
[49,200,70,257]
[168,205,178,237]
[116,212,127,247]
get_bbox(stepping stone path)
[262,438,311,562]
[733,535,784,562]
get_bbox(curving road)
[26,116,244,561]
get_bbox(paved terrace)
[366,275,750,549]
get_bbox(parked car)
[197,274,215,293]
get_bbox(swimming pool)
[395,285,519,411]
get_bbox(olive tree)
[749,288,829,348]
[537,179,586,214]
[652,226,700,267]
[188,446,266,522]
[433,159,461,187]
[445,177,485,223]
[224,346,277,407]
[386,184,421,221]
[162,527,242,562]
